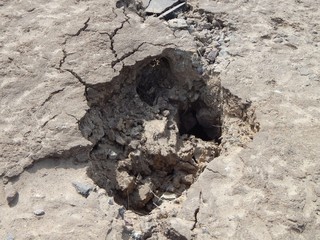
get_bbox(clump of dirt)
[79,48,259,213]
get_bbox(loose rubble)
[81,48,258,212]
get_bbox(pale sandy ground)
[1,0,320,239]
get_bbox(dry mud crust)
[80,48,259,213]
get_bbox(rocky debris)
[168,19,188,29]
[146,0,180,14]
[167,218,194,239]
[4,184,18,207]
[81,46,258,213]
[72,181,94,198]
[33,209,45,216]
[206,48,219,63]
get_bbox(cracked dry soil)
[80,48,259,212]
[3,0,320,239]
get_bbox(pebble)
[33,209,45,216]
[115,134,126,145]
[168,19,188,29]
[129,140,139,149]
[132,231,143,240]
[162,110,170,117]
[224,37,230,42]
[109,150,118,160]
[97,188,106,196]
[72,181,94,197]
[118,207,126,219]
[4,184,18,206]
[299,68,310,76]
[273,37,283,43]
[162,192,177,200]
[206,49,219,63]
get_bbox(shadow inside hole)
[179,106,222,143]
[136,57,174,106]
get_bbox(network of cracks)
[80,49,259,213]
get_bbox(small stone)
[109,150,118,160]
[206,49,219,63]
[4,183,18,206]
[115,134,126,145]
[168,19,188,29]
[118,206,126,219]
[169,218,194,239]
[129,140,140,149]
[273,37,283,43]
[224,37,230,42]
[299,68,310,76]
[72,181,94,197]
[181,174,194,185]
[97,188,106,196]
[33,209,45,216]
[162,192,177,200]
[132,231,143,240]
[162,110,170,117]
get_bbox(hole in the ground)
[178,104,222,142]
[80,49,259,214]
[136,57,174,106]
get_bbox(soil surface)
[1,0,320,239]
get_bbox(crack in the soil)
[143,0,152,9]
[205,167,226,178]
[67,17,90,37]
[191,191,202,231]
[111,42,178,69]
[40,88,65,107]
[111,42,146,68]
[64,68,88,87]
[66,113,80,123]
[59,49,68,69]
[106,9,130,59]
[111,7,118,18]
[41,114,58,128]
[191,207,200,231]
